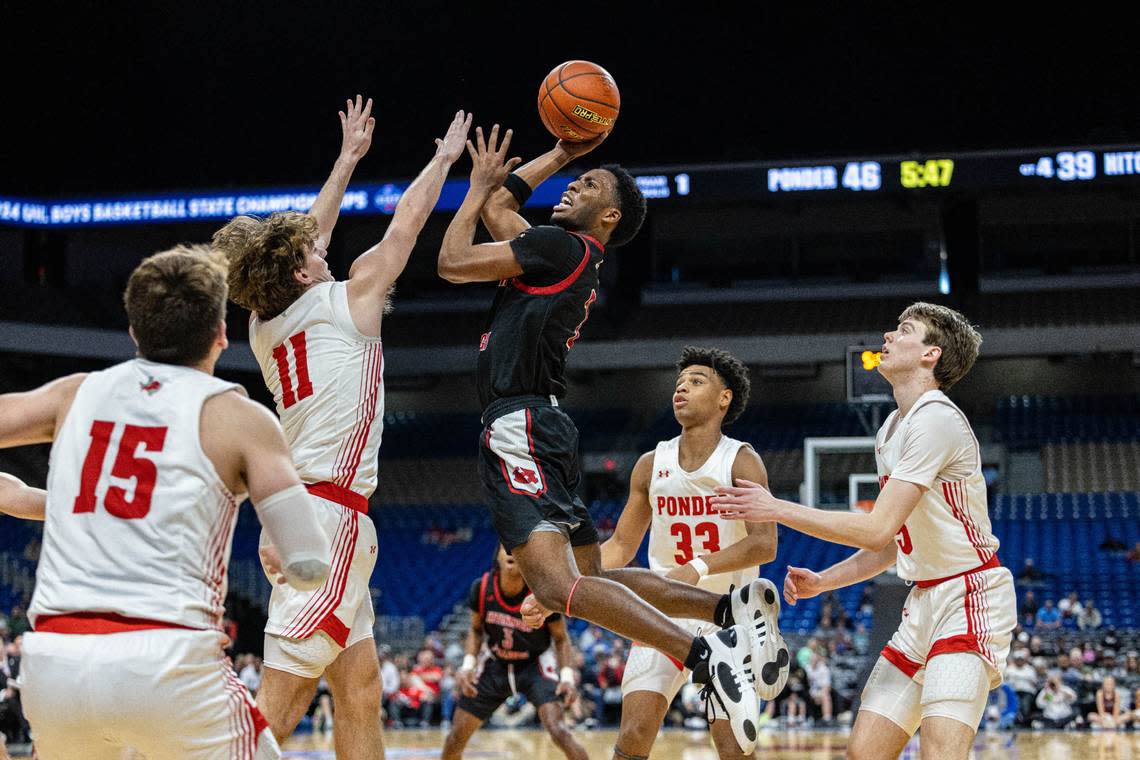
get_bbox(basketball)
[537,60,620,143]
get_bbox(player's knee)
[530,577,571,612]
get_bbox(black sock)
[685,636,712,684]
[714,594,734,628]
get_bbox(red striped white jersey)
[875,389,999,582]
[249,281,384,499]
[646,435,758,595]
[28,359,244,631]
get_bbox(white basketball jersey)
[29,359,244,630]
[249,281,384,498]
[875,389,999,582]
[647,435,758,594]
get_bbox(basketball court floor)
[276,727,1139,759]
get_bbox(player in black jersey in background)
[442,546,586,760]
[438,126,788,755]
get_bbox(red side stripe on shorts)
[283,511,356,638]
[282,511,355,637]
[293,513,360,640]
[881,645,922,679]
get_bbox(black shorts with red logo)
[457,656,560,720]
[478,397,599,553]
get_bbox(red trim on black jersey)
[478,572,490,620]
[510,233,593,296]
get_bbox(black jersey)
[476,225,605,410]
[468,571,560,662]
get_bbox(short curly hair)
[676,346,751,425]
[212,211,318,319]
[599,163,647,247]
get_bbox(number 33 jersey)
[30,359,244,631]
[249,281,385,499]
[646,435,758,595]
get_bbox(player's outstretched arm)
[666,446,777,584]
[0,373,85,448]
[598,451,654,570]
[480,134,608,242]
[548,617,579,706]
[205,392,331,591]
[783,543,896,607]
[0,473,46,521]
[712,476,925,553]
[309,95,375,247]
[438,124,527,284]
[346,110,472,329]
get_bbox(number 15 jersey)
[29,359,243,632]
[646,435,758,595]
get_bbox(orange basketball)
[537,61,620,143]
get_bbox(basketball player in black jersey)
[438,126,788,755]
[442,546,586,760]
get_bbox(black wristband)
[502,173,534,206]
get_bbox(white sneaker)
[699,625,761,755]
[730,578,790,699]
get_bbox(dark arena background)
[2,4,1140,758]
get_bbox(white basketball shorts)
[621,617,709,701]
[21,627,278,760]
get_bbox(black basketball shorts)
[478,403,599,553]
[457,657,560,721]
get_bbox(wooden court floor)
[278,727,1140,759]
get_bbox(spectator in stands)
[392,672,424,728]
[1079,600,1104,631]
[422,634,445,661]
[1058,592,1083,621]
[783,666,808,726]
[853,622,869,656]
[379,647,401,727]
[1018,558,1048,583]
[595,651,625,726]
[577,625,605,658]
[1088,675,1128,730]
[1083,642,1099,665]
[984,682,1019,731]
[797,637,819,671]
[1035,674,1079,729]
[1036,599,1062,630]
[238,655,262,696]
[1061,648,1088,692]
[411,649,443,726]
[439,663,457,728]
[1020,590,1039,627]
[807,651,833,725]
[1005,650,1039,726]
[0,637,26,745]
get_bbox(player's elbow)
[867,525,898,553]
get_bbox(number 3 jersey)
[29,359,244,631]
[249,281,385,499]
[646,435,758,595]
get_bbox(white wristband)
[687,557,710,579]
[560,667,576,685]
[461,654,476,672]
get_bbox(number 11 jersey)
[249,281,385,500]
[646,435,758,595]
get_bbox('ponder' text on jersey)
[875,389,999,582]
[29,360,244,631]
[250,281,384,498]
[647,435,758,595]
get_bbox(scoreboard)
[2,145,1138,228]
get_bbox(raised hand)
[338,94,376,163]
[434,109,474,164]
[784,566,825,607]
[555,130,609,160]
[465,124,523,195]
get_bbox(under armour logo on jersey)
[512,466,539,485]
[139,377,162,394]
[658,469,671,478]
[479,332,491,351]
